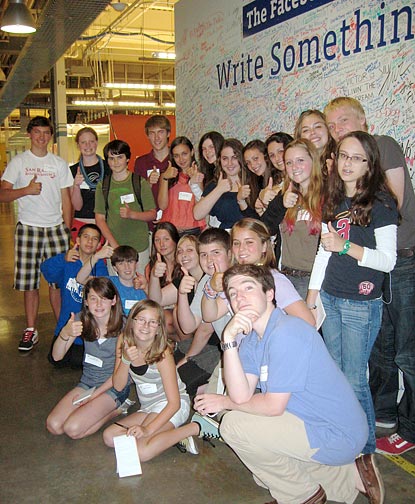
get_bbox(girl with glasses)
[103,299,202,458]
[307,131,399,454]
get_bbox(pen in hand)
[114,421,128,430]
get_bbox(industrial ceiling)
[0,0,177,124]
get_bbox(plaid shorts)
[14,222,70,291]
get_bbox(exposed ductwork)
[0,0,112,122]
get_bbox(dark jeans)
[369,254,415,442]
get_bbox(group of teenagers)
[1,93,414,504]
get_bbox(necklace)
[79,155,105,190]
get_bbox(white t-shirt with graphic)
[2,149,73,227]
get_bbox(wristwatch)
[220,340,238,351]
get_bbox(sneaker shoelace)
[388,433,403,443]
[22,330,35,342]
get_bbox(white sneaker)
[177,436,199,455]
[118,398,136,415]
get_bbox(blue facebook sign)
[243,0,335,37]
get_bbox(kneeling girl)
[46,277,129,439]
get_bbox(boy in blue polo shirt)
[218,264,384,504]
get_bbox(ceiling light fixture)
[152,52,176,60]
[103,82,176,91]
[1,0,36,35]
[110,1,128,12]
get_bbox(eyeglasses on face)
[337,151,367,164]
[133,316,160,328]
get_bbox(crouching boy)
[219,264,384,504]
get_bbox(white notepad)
[114,434,142,477]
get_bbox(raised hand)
[237,183,251,202]
[178,266,196,294]
[65,243,80,262]
[133,272,148,291]
[283,182,299,208]
[26,174,42,195]
[152,252,167,278]
[259,177,277,206]
[124,340,140,363]
[148,166,160,185]
[210,262,224,293]
[74,166,84,187]
[65,312,83,338]
[216,172,231,194]
[119,202,132,219]
[95,240,114,260]
[163,161,178,180]
[321,221,344,253]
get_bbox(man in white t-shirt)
[0,116,73,351]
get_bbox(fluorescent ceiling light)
[152,52,176,60]
[72,100,167,109]
[103,82,176,91]
[1,0,36,34]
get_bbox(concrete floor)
[0,202,414,503]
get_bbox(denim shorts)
[78,381,130,408]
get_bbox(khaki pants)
[220,410,359,504]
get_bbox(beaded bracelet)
[338,239,351,256]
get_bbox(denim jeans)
[321,290,382,454]
[369,254,415,442]
[285,274,310,300]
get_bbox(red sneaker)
[376,433,415,455]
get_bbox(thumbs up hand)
[63,312,83,339]
[74,166,85,187]
[321,221,345,253]
[120,202,132,219]
[26,174,42,195]
[163,161,178,180]
[237,183,251,202]
[133,272,148,291]
[259,177,277,207]
[95,240,114,260]
[66,243,80,262]
[283,182,299,208]
[152,252,167,278]
[178,266,196,294]
[210,262,224,293]
[216,172,231,194]
[124,340,140,363]
[149,167,160,185]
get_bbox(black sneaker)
[18,329,39,351]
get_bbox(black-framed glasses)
[337,152,367,164]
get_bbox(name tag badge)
[178,191,192,201]
[120,193,135,204]
[260,365,268,382]
[147,168,160,178]
[80,180,90,190]
[138,382,158,394]
[125,299,138,310]
[84,353,103,368]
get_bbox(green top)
[95,172,155,252]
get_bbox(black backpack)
[101,173,144,219]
